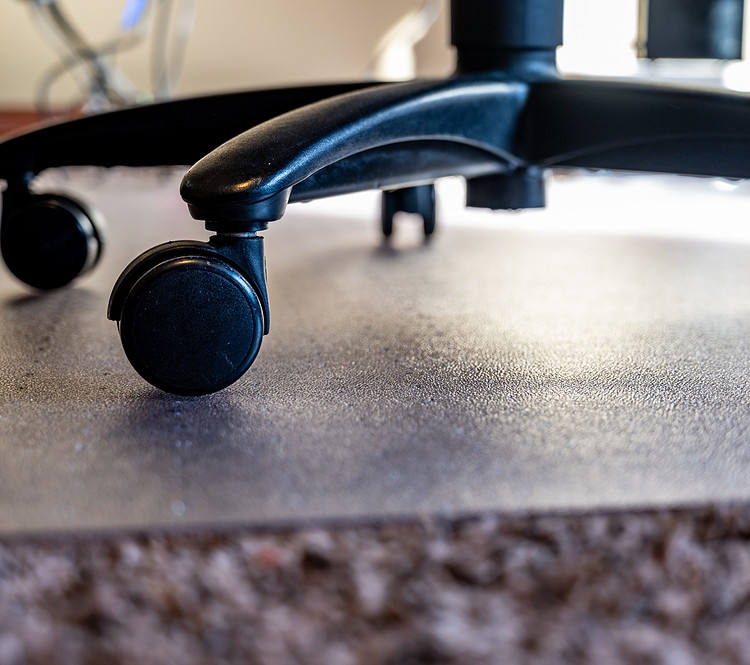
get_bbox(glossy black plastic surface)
[525,78,750,179]
[0,83,378,180]
[180,76,528,226]
[179,0,750,232]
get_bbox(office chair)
[2,0,750,395]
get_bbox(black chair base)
[2,0,749,394]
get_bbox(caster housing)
[108,234,269,396]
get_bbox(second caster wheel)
[381,184,436,239]
[1,192,104,290]
[109,242,266,396]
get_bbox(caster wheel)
[421,191,436,237]
[381,190,397,238]
[381,185,436,239]
[117,252,265,396]
[1,193,104,290]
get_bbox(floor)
[2,168,750,536]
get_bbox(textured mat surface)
[1,170,750,534]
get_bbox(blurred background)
[0,0,452,114]
[2,0,750,122]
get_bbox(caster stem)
[208,221,269,237]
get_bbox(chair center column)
[450,0,564,74]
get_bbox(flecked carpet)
[3,171,750,664]
[2,504,750,664]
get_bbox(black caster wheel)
[111,244,266,396]
[0,192,104,290]
[381,189,397,238]
[421,190,436,236]
[381,184,436,239]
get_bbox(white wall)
[0,0,454,108]
[11,0,712,109]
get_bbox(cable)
[151,0,173,99]
[35,29,147,118]
[28,0,150,115]
[33,0,132,107]
[26,0,196,116]
[368,0,443,81]
[151,0,197,100]
[167,0,197,95]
